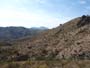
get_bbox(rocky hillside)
[0,15,90,61]
[12,15,90,60]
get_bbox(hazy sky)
[0,0,90,28]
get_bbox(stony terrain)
[0,15,90,68]
[11,15,90,61]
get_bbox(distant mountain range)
[0,26,48,41]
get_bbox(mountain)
[12,15,90,60]
[0,26,48,41]
[0,15,90,62]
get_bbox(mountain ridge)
[0,26,48,42]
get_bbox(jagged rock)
[77,15,90,27]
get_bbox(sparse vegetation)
[0,15,90,68]
[0,60,90,68]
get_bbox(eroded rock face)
[77,15,90,27]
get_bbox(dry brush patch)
[0,60,90,68]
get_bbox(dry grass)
[0,60,90,68]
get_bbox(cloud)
[0,8,61,28]
[0,0,77,28]
[85,6,90,10]
[79,0,87,4]
[0,0,61,28]
[84,6,90,14]
[30,0,47,4]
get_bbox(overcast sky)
[0,0,90,28]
